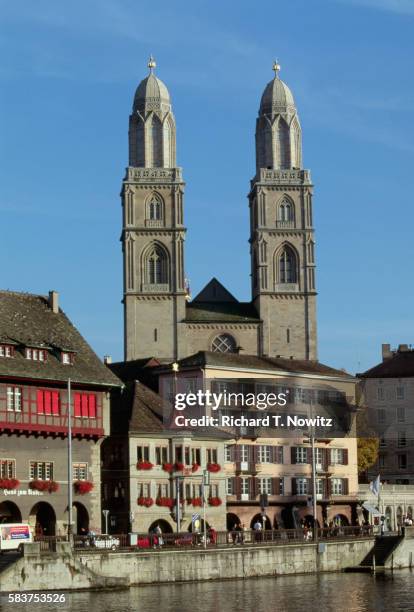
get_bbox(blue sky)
[1,0,413,373]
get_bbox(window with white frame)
[398,431,407,448]
[211,334,237,353]
[379,454,386,468]
[138,482,151,497]
[157,483,169,497]
[0,459,15,478]
[316,479,324,495]
[295,447,308,464]
[377,387,384,401]
[226,478,234,495]
[239,445,249,463]
[315,447,324,466]
[137,446,150,462]
[30,461,53,480]
[240,477,249,495]
[296,478,308,495]
[396,386,405,400]
[206,448,218,464]
[331,478,344,495]
[6,387,22,412]
[0,345,13,358]
[258,445,271,463]
[225,445,233,462]
[155,446,168,465]
[331,448,345,465]
[73,463,88,480]
[258,477,272,494]
[377,409,386,423]
[25,348,47,361]
[398,454,407,470]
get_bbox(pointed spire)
[148,55,156,74]
[272,59,281,79]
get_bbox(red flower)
[191,463,200,473]
[162,463,174,473]
[0,478,19,490]
[74,481,94,495]
[137,496,154,507]
[208,496,222,507]
[207,463,221,473]
[174,462,184,471]
[136,461,153,470]
[188,497,202,507]
[156,497,174,508]
[29,480,59,493]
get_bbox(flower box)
[137,496,154,508]
[136,461,153,470]
[0,478,19,490]
[29,480,59,493]
[207,463,221,473]
[208,496,222,507]
[174,462,184,472]
[162,463,174,473]
[156,497,174,508]
[191,463,200,473]
[74,481,94,495]
[188,497,202,507]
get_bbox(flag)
[369,475,380,496]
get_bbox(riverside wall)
[0,539,374,592]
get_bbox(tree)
[356,409,379,476]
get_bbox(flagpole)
[67,378,73,542]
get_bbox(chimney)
[48,290,59,314]
[398,344,409,352]
[104,355,112,365]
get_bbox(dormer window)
[0,345,14,358]
[26,348,47,362]
[61,352,74,365]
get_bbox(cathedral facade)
[121,59,317,363]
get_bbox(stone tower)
[249,62,317,360]
[122,57,186,361]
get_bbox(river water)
[2,571,414,612]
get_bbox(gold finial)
[148,55,156,73]
[272,59,281,78]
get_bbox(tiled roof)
[0,290,121,387]
[109,357,161,385]
[358,350,414,379]
[185,302,260,323]
[129,381,166,433]
[172,351,353,379]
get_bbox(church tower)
[250,61,317,360]
[122,57,186,361]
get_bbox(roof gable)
[192,278,238,303]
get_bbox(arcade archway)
[29,502,56,536]
[226,512,241,531]
[0,501,22,523]
[149,519,173,534]
[73,502,89,535]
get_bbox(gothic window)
[144,244,169,286]
[278,199,294,222]
[274,118,291,169]
[150,115,163,167]
[211,334,237,353]
[148,196,162,220]
[279,246,297,283]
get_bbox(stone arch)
[149,519,173,534]
[148,113,163,167]
[226,512,241,531]
[0,500,22,523]
[332,514,349,527]
[290,115,302,168]
[141,241,170,288]
[407,506,413,519]
[187,518,210,532]
[385,506,393,530]
[274,242,299,284]
[273,116,291,169]
[250,513,271,530]
[162,114,176,168]
[303,514,320,528]
[29,501,56,536]
[145,191,165,222]
[73,502,89,535]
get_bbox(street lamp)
[102,509,109,535]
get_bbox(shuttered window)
[74,393,97,418]
[37,390,60,415]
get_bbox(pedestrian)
[253,519,262,542]
[154,524,164,547]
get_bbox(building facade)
[157,351,359,528]
[358,343,414,484]
[122,59,317,362]
[0,290,121,535]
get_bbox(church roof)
[185,302,260,324]
[260,76,295,114]
[133,71,171,112]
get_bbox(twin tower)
[121,58,317,363]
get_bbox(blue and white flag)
[369,475,381,496]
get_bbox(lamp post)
[202,469,210,549]
[102,509,109,535]
[67,378,73,542]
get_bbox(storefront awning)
[362,502,381,517]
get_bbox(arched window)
[150,115,163,167]
[278,199,294,222]
[274,118,291,169]
[279,246,297,283]
[144,244,169,286]
[211,334,237,353]
[149,196,162,220]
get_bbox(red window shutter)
[37,390,44,414]
[74,393,81,417]
[291,447,297,464]
[81,394,89,417]
[343,449,348,465]
[51,392,59,415]
[44,391,52,415]
[88,394,96,418]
